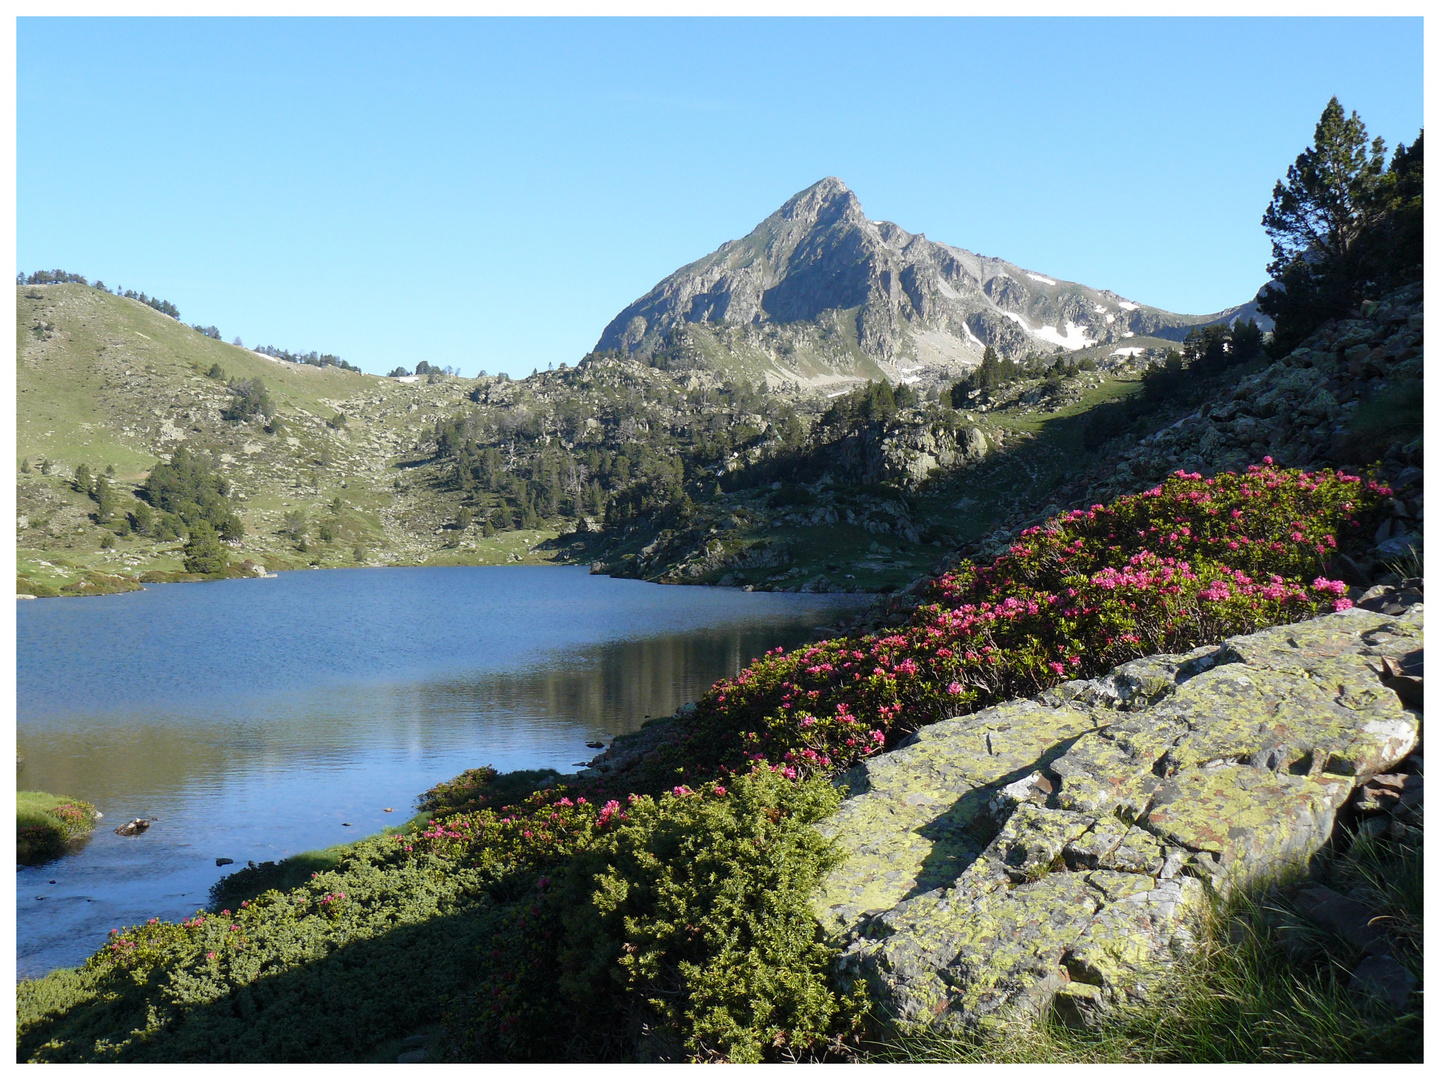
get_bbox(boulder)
[814,604,1422,1036]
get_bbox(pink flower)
[946,681,962,695]
[712,786,727,797]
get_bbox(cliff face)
[814,601,1422,1032]
[596,178,1263,391]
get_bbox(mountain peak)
[777,177,861,223]
[594,182,1254,391]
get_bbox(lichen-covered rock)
[814,604,1422,1035]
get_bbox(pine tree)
[183,521,228,575]
[1262,97,1387,273]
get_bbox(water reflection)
[16,566,865,977]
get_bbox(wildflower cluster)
[672,463,1384,781]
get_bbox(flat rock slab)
[814,605,1422,1035]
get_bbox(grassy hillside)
[16,283,565,592]
[12,282,1244,600]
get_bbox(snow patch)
[963,322,983,347]
[1109,346,1147,358]
[1104,312,1115,324]
[1122,331,1135,338]
[1117,301,1139,311]
[1030,320,1096,351]
[935,276,959,299]
[393,375,421,383]
[1026,272,1057,285]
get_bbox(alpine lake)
[16,566,867,978]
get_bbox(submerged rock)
[814,604,1423,1035]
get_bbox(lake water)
[15,566,865,979]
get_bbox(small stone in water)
[216,858,234,866]
[341,822,352,827]
[382,808,394,812]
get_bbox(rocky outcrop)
[1079,284,1423,514]
[812,603,1423,1034]
[596,178,1250,389]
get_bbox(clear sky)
[16,17,1424,378]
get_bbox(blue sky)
[16,17,1424,378]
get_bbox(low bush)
[18,792,98,864]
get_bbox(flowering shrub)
[664,464,1384,784]
[19,464,1387,1063]
[17,796,98,865]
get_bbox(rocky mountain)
[596,177,1269,393]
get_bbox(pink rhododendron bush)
[661,463,1382,788]
[17,464,1389,1064]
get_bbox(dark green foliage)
[183,522,228,576]
[1229,317,1263,362]
[317,523,336,543]
[129,503,154,537]
[388,366,412,378]
[1260,99,1424,353]
[192,325,221,339]
[17,835,503,1063]
[459,771,864,1062]
[92,475,118,523]
[221,377,276,424]
[1142,349,1187,400]
[417,767,560,816]
[206,362,226,380]
[72,463,94,496]
[951,346,1019,406]
[120,289,180,319]
[326,412,348,429]
[22,269,91,286]
[140,447,243,540]
[255,345,361,373]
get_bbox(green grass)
[869,816,1424,1063]
[18,791,99,864]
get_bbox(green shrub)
[447,771,866,1062]
[17,576,59,598]
[418,767,559,816]
[18,792,98,864]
